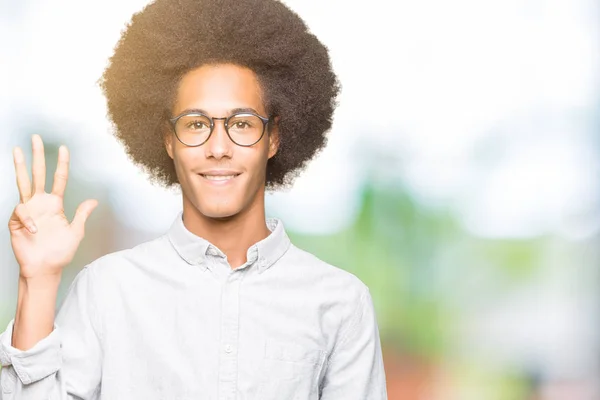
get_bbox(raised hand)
[8,135,98,280]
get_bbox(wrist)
[19,271,62,286]
[18,274,62,297]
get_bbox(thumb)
[71,199,99,238]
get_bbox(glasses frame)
[168,111,272,147]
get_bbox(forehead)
[173,63,265,115]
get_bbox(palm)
[11,194,73,276]
[9,135,97,279]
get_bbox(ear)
[267,117,280,159]
[165,131,174,160]
[163,123,174,160]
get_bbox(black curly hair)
[100,0,340,190]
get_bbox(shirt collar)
[167,212,290,273]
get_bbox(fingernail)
[29,225,37,233]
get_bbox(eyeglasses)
[169,111,272,147]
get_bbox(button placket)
[217,270,244,399]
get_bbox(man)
[0,0,387,398]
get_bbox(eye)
[228,114,260,130]
[233,121,251,129]
[187,120,209,130]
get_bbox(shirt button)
[224,344,233,353]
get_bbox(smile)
[200,173,241,182]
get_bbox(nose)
[205,118,233,159]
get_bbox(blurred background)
[1,0,599,398]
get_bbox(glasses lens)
[175,114,211,146]
[227,114,264,146]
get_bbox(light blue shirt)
[0,213,387,399]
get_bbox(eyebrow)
[175,107,261,117]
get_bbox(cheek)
[248,147,270,174]
[172,148,196,175]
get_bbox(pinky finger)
[13,204,38,234]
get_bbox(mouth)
[199,173,242,183]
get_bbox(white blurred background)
[1,0,599,398]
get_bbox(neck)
[181,192,271,269]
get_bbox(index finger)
[51,145,69,198]
[13,147,32,203]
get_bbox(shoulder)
[81,234,172,280]
[284,243,370,303]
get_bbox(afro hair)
[100,0,340,190]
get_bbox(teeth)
[203,174,237,181]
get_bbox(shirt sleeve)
[0,266,103,400]
[319,288,388,400]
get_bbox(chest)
[99,270,332,400]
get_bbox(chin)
[196,203,242,220]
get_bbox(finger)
[11,204,38,234]
[31,134,46,194]
[70,199,98,238]
[51,145,69,198]
[13,147,32,203]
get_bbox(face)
[165,64,279,220]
